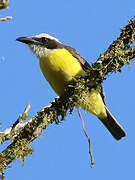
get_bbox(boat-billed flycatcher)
[16,33,126,140]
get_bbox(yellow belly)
[39,48,107,119]
[40,48,85,95]
[77,88,107,118]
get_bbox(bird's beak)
[16,37,36,45]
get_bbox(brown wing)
[64,45,106,103]
[64,45,91,72]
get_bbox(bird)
[16,33,126,140]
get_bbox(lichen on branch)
[0,18,135,178]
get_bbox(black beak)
[16,37,36,45]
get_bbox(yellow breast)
[39,48,85,95]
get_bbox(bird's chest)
[39,49,84,95]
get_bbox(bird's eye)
[42,37,48,43]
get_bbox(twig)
[1,18,135,175]
[77,109,94,168]
[11,104,30,131]
[0,104,30,143]
[0,16,12,21]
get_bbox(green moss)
[1,18,135,175]
[6,139,32,162]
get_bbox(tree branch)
[0,18,135,177]
[0,0,12,23]
[0,16,12,21]
[0,0,9,10]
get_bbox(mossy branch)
[0,18,135,178]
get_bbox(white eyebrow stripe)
[33,33,60,42]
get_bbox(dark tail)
[99,107,126,140]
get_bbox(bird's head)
[16,33,62,58]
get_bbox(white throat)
[29,44,56,58]
[28,33,60,58]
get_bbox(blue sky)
[0,0,135,179]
